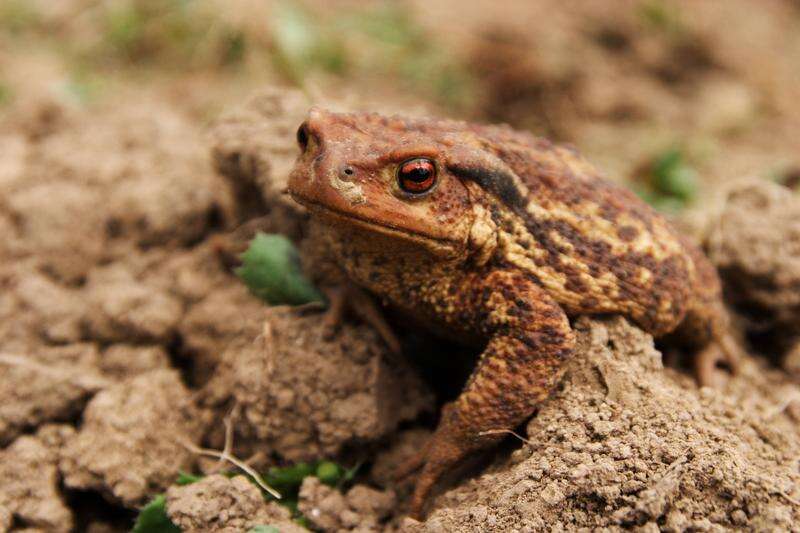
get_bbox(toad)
[287,108,740,518]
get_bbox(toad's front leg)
[402,271,575,519]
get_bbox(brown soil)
[59,369,207,507]
[0,425,76,532]
[166,475,306,533]
[706,180,800,346]
[2,1,800,532]
[201,305,433,464]
[298,478,396,532]
[403,317,800,531]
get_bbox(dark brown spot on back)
[618,225,639,242]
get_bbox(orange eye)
[398,158,437,194]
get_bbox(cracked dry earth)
[1,90,799,532]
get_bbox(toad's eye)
[397,158,437,194]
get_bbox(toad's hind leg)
[677,301,742,388]
[403,272,575,518]
[673,240,742,387]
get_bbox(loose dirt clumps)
[211,87,309,198]
[99,344,171,379]
[299,477,396,532]
[706,180,800,339]
[0,505,10,532]
[2,267,87,344]
[369,429,433,488]
[166,475,306,533]
[408,317,800,531]
[0,99,234,283]
[0,425,76,532]
[178,281,269,386]
[60,370,206,507]
[202,306,434,463]
[210,87,310,233]
[785,342,800,381]
[0,343,106,446]
[84,263,184,345]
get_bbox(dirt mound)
[166,475,306,533]
[60,369,207,507]
[84,262,185,345]
[0,99,234,283]
[706,180,800,341]
[408,317,800,531]
[0,344,106,446]
[201,306,434,464]
[0,267,87,345]
[299,477,396,532]
[0,425,75,532]
[211,88,309,203]
[210,88,310,236]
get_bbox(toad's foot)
[695,333,742,388]
[399,403,485,519]
[321,283,402,355]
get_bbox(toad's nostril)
[343,166,354,176]
[296,123,309,151]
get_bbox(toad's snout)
[288,111,368,208]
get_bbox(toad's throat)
[291,194,463,252]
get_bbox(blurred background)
[2,0,800,210]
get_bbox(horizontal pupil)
[403,167,431,182]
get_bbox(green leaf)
[176,471,204,485]
[651,148,697,202]
[131,495,181,533]
[315,461,342,486]
[249,526,281,533]
[264,461,318,493]
[235,233,324,306]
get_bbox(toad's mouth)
[290,193,463,254]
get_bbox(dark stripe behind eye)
[447,164,527,208]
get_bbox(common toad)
[287,108,740,518]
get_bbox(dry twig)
[179,439,281,499]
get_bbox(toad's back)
[466,122,714,336]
